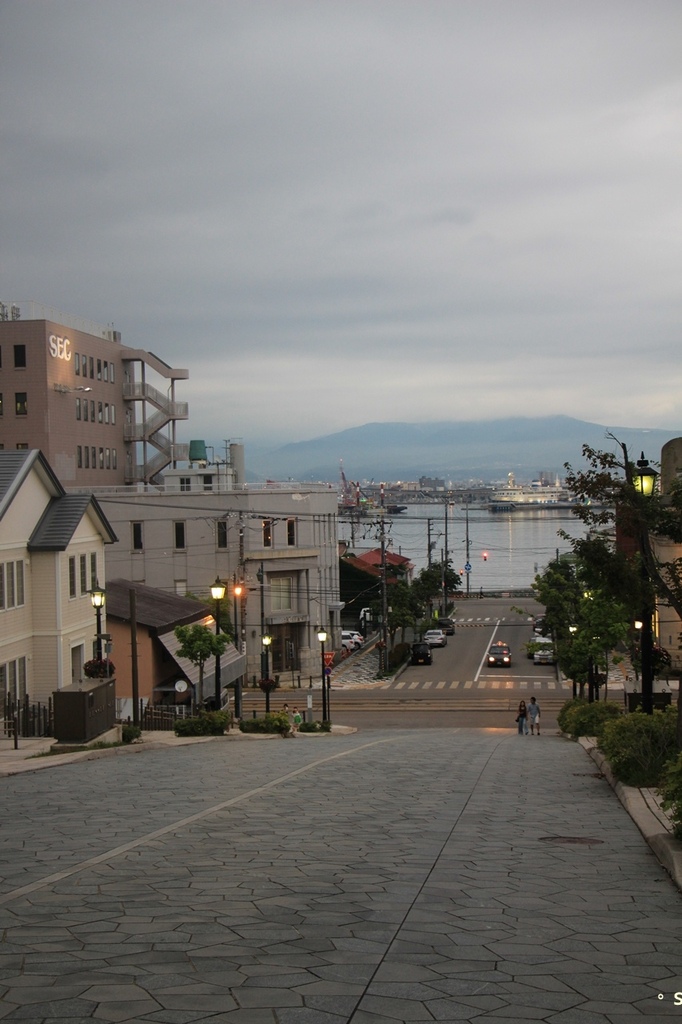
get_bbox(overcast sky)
[2,1,681,450]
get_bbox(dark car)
[533,616,548,635]
[487,642,512,666]
[411,642,433,665]
[438,617,456,635]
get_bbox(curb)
[578,736,682,891]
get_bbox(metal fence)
[139,702,193,731]
[1,695,53,738]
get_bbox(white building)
[89,460,343,683]
[0,450,117,704]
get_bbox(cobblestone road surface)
[0,729,680,1023]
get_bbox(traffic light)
[482,551,488,561]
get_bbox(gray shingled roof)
[105,579,210,632]
[28,494,117,551]
[0,449,63,522]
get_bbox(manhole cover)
[539,836,604,846]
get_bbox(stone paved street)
[0,729,680,1022]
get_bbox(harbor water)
[339,503,586,592]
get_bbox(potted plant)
[83,658,115,679]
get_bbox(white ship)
[488,473,574,512]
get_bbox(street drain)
[572,772,605,779]
[539,836,604,845]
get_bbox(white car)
[424,629,447,647]
[342,631,364,649]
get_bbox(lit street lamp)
[317,627,328,722]
[90,581,106,660]
[632,451,657,715]
[210,576,226,710]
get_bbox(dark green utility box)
[627,692,672,712]
[53,679,116,743]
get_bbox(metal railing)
[1,695,53,739]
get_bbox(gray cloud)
[2,0,681,448]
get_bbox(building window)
[89,357,94,379]
[271,577,292,611]
[3,658,27,700]
[112,449,117,469]
[0,394,3,417]
[77,445,82,468]
[82,353,87,374]
[110,364,115,384]
[69,556,77,598]
[84,446,90,468]
[0,561,25,609]
[15,393,27,416]
[98,448,104,469]
[90,400,95,420]
[98,402,103,423]
[16,444,28,450]
[105,448,110,469]
[97,359,102,381]
[202,475,213,491]
[132,522,143,551]
[90,553,97,589]
[0,564,4,610]
[287,518,297,546]
[262,520,272,548]
[104,403,109,424]
[75,353,80,375]
[91,446,96,468]
[180,477,191,492]
[79,555,87,594]
[83,399,88,422]
[13,345,26,368]
[103,362,109,382]
[76,398,81,421]
[174,521,186,549]
[111,404,116,425]
[217,520,228,549]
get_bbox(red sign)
[324,652,335,668]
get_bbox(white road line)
[464,680,473,689]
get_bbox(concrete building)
[0,301,189,486]
[0,449,117,704]
[656,437,682,672]
[89,463,343,683]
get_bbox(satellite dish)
[175,680,189,693]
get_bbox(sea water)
[339,503,585,591]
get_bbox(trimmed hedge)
[659,753,682,841]
[557,699,622,741]
[298,720,332,733]
[174,710,231,737]
[600,707,678,788]
[239,711,291,736]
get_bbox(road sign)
[464,562,472,573]
[324,652,335,668]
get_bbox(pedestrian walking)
[516,700,528,735]
[292,707,302,731]
[528,696,541,735]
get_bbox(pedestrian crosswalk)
[379,677,626,693]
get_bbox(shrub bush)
[298,720,332,733]
[659,753,682,841]
[388,642,411,670]
[121,724,142,744]
[239,711,291,736]
[174,710,231,737]
[600,707,678,787]
[558,699,622,741]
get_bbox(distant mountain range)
[245,416,678,483]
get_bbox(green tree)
[411,562,460,623]
[174,624,228,707]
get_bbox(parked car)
[526,636,554,660]
[438,617,455,635]
[487,642,511,666]
[341,638,355,655]
[424,629,447,647]
[342,631,363,650]
[533,643,556,665]
[533,616,548,635]
[411,642,433,665]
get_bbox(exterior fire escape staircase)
[122,351,189,484]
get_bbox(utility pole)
[380,486,389,673]
[464,500,471,598]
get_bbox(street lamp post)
[210,576,226,710]
[632,451,658,716]
[90,581,106,660]
[233,579,243,719]
[261,634,273,712]
[317,627,328,722]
